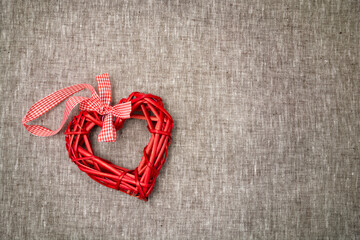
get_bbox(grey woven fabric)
[1,0,359,239]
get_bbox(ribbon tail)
[98,113,117,142]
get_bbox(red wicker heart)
[64,92,173,201]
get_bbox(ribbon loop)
[22,73,132,142]
[97,73,112,107]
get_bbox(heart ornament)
[22,74,174,201]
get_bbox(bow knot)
[99,105,112,115]
[22,73,132,142]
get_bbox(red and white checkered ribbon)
[22,73,132,142]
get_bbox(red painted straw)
[65,92,173,201]
[22,74,173,201]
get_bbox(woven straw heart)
[22,74,173,201]
[64,92,173,201]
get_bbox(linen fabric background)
[1,0,359,239]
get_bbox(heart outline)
[64,92,174,201]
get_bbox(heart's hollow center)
[89,118,150,170]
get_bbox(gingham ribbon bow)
[22,73,132,142]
